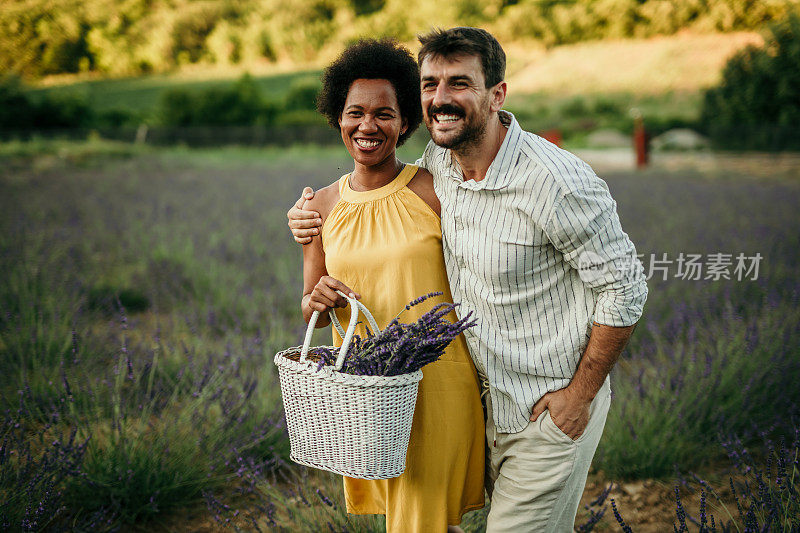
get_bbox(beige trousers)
[484,378,611,533]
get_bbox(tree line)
[1,0,797,79]
[0,74,324,131]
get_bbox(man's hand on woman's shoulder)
[287,187,323,244]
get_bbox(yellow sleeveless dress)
[321,164,485,532]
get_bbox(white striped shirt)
[416,110,648,433]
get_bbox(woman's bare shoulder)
[409,166,434,185]
[302,180,341,222]
[406,166,440,216]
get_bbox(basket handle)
[300,290,380,371]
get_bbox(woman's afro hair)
[316,39,422,146]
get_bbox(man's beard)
[426,102,489,152]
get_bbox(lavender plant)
[0,148,321,529]
[0,412,89,531]
[302,292,477,377]
[598,292,800,479]
[713,426,800,532]
[575,483,613,532]
[611,422,800,532]
[60,308,290,526]
[203,465,386,532]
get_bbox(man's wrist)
[566,380,597,404]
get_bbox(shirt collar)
[444,110,522,191]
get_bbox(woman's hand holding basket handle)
[301,290,380,371]
[307,276,360,313]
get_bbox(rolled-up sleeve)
[544,180,648,327]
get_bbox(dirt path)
[575,148,800,180]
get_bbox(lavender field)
[1,140,799,532]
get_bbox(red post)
[538,129,562,148]
[633,113,649,169]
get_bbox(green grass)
[28,70,321,117]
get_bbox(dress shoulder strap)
[397,164,418,188]
[337,173,350,196]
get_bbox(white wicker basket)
[274,292,423,479]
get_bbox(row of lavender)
[1,143,799,530]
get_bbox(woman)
[300,40,484,532]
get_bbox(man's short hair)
[417,27,506,88]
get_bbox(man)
[288,27,647,532]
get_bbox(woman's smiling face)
[338,79,407,167]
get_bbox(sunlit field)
[2,140,799,531]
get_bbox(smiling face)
[420,54,495,151]
[338,78,407,168]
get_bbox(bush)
[285,76,321,112]
[64,339,286,525]
[0,75,96,130]
[95,108,138,128]
[0,76,37,129]
[701,13,800,150]
[3,0,798,78]
[158,74,278,126]
[31,91,95,129]
[159,88,197,127]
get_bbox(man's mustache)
[427,104,465,118]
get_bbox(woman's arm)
[301,184,360,327]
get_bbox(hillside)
[505,31,763,95]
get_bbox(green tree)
[0,0,92,77]
[702,13,800,149]
[1,0,799,78]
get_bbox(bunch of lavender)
[308,292,477,377]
